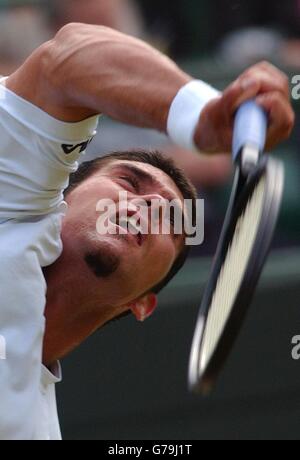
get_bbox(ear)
[130,293,158,322]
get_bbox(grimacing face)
[60,160,185,320]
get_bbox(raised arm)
[6,23,190,130]
[6,22,294,153]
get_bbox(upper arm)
[5,22,189,130]
[5,25,98,123]
[0,53,99,219]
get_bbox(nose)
[130,194,168,223]
[135,194,172,236]
[136,193,168,209]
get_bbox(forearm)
[7,23,191,132]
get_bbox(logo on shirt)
[61,137,94,155]
[0,335,6,360]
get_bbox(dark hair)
[65,150,197,295]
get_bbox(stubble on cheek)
[84,248,121,278]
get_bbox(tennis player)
[0,23,294,440]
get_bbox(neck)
[42,257,127,367]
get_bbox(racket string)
[200,176,267,372]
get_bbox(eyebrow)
[111,163,180,203]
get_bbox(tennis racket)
[188,100,284,394]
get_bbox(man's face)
[61,160,185,313]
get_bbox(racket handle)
[233,100,267,164]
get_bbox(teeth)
[118,216,130,229]
[118,216,140,233]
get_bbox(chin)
[83,233,127,279]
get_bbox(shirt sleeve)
[0,212,64,440]
[0,77,99,219]
[0,78,99,439]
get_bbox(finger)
[221,79,261,119]
[253,61,290,96]
[255,92,295,150]
[222,69,290,117]
[247,65,290,99]
[237,61,290,100]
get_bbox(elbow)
[53,21,113,40]
[53,22,90,44]
[43,22,111,95]
[36,23,85,91]
[39,23,84,93]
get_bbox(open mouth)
[110,211,145,247]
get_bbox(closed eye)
[119,176,140,191]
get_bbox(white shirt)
[0,78,99,440]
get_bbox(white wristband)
[167,80,221,151]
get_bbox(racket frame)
[188,156,284,394]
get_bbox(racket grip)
[233,100,267,162]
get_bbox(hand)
[194,61,295,153]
